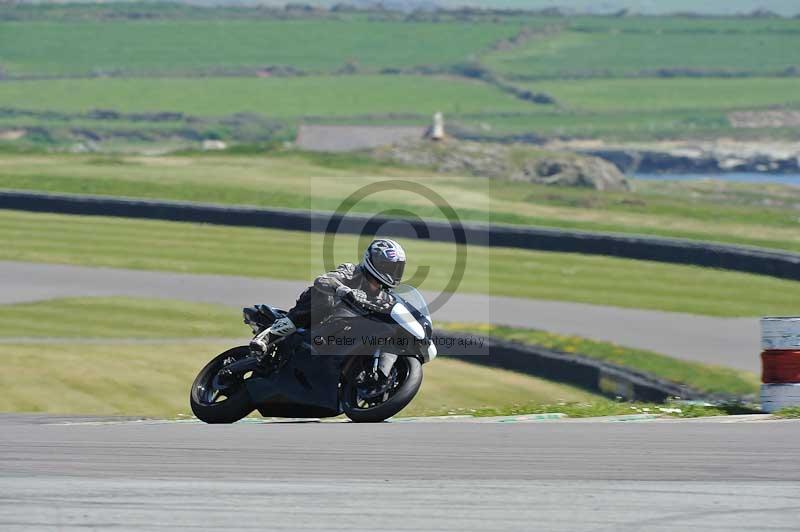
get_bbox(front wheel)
[342,356,423,423]
[190,347,254,424]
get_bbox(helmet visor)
[373,255,405,285]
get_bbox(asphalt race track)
[0,261,760,371]
[0,261,789,530]
[1,414,799,531]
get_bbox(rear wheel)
[342,356,422,423]
[190,347,254,424]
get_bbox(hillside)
[1,3,798,149]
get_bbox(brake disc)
[357,367,398,400]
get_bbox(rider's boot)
[249,316,296,356]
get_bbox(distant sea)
[634,173,800,187]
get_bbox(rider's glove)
[371,298,394,313]
[347,289,368,306]
[337,285,368,306]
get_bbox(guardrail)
[2,189,799,281]
[435,332,724,403]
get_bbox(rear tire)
[190,347,254,424]
[342,356,423,423]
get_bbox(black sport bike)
[190,284,437,423]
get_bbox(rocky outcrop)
[515,156,628,191]
[587,149,800,174]
[573,140,800,174]
[373,139,630,191]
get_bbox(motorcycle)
[190,284,437,423]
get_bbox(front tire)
[342,356,423,423]
[190,347,254,424]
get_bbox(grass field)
[0,342,612,417]
[0,297,244,339]
[0,296,604,417]
[5,76,799,143]
[2,209,800,317]
[529,78,800,113]
[3,152,800,252]
[0,76,532,117]
[0,73,533,145]
[0,17,526,77]
[482,22,800,79]
[458,109,758,140]
[441,323,759,396]
[2,5,800,144]
[462,110,751,140]
[0,297,750,418]
[5,8,798,79]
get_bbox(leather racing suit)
[286,262,395,330]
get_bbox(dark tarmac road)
[1,415,798,531]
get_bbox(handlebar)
[340,294,394,315]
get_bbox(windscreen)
[392,284,430,319]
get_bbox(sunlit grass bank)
[2,210,799,316]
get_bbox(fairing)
[390,303,425,340]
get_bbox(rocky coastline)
[551,140,800,175]
[373,139,630,191]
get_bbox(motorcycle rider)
[254,239,406,348]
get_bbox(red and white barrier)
[761,317,800,413]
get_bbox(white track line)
[50,413,792,426]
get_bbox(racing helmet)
[361,239,406,288]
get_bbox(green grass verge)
[439,323,760,396]
[0,297,243,339]
[3,209,800,317]
[404,357,605,417]
[0,340,623,418]
[3,153,800,252]
[774,407,800,418]
[0,298,760,397]
[453,401,756,419]
[0,296,747,418]
[0,296,604,417]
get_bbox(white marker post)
[760,317,800,413]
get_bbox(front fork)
[371,350,380,376]
[374,349,398,379]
